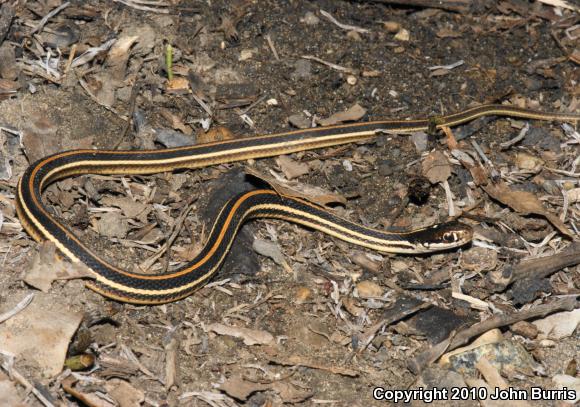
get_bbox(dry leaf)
[252,239,289,270]
[566,188,580,203]
[106,35,139,81]
[94,211,129,239]
[24,241,93,292]
[206,323,274,345]
[276,155,309,179]
[219,376,312,403]
[245,167,347,206]
[536,0,578,11]
[100,196,149,220]
[482,182,572,237]
[422,150,451,184]
[318,103,366,126]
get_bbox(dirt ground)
[0,0,579,406]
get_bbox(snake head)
[410,221,473,253]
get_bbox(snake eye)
[441,231,458,243]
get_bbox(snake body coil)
[16,104,579,303]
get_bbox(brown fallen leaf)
[206,323,274,345]
[422,150,451,184]
[24,241,93,292]
[482,182,572,237]
[317,103,366,126]
[245,166,346,206]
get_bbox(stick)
[363,0,471,13]
[30,2,70,35]
[408,296,578,374]
[492,242,580,291]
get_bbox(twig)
[500,122,529,150]
[441,180,455,217]
[408,296,578,374]
[361,0,471,13]
[491,242,580,292]
[355,301,431,354]
[140,197,197,272]
[190,92,213,117]
[112,0,170,13]
[471,139,500,179]
[265,34,280,61]
[30,2,70,35]
[0,293,34,324]
[114,81,142,149]
[301,55,355,74]
[320,9,369,34]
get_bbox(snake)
[15,104,579,303]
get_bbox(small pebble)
[410,132,428,153]
[347,30,362,41]
[394,28,410,41]
[288,113,310,129]
[239,49,255,60]
[383,21,401,33]
[390,260,408,273]
[294,286,312,303]
[301,11,320,25]
[514,152,543,171]
[510,321,539,339]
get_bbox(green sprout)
[166,43,173,81]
